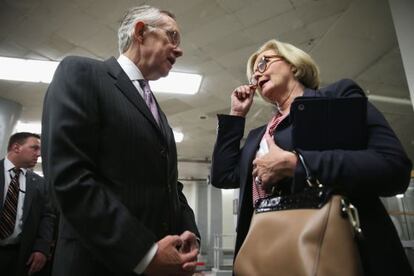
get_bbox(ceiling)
[0,0,413,179]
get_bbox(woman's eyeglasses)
[147,25,181,47]
[249,55,284,86]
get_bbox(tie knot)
[136,79,159,124]
[138,79,148,85]
[10,167,21,177]
[138,79,149,90]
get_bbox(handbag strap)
[293,150,323,188]
[294,150,364,239]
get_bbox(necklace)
[275,81,298,114]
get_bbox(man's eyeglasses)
[250,55,284,86]
[147,25,181,47]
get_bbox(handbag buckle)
[340,198,363,240]
[306,177,323,188]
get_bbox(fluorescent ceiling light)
[396,194,404,198]
[33,170,43,177]
[0,57,59,83]
[14,121,42,134]
[150,72,202,95]
[0,56,202,95]
[173,130,184,143]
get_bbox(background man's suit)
[0,159,55,276]
[41,56,199,275]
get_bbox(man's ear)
[134,21,146,43]
[11,143,21,153]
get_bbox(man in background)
[42,5,200,276]
[0,132,56,275]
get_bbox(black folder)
[290,96,367,150]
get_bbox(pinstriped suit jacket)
[0,159,55,276]
[41,56,199,275]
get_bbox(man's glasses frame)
[147,24,181,47]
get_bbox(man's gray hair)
[118,5,175,54]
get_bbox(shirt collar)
[5,157,27,176]
[117,54,144,81]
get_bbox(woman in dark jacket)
[210,38,413,275]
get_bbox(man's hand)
[179,231,199,253]
[144,235,198,276]
[179,231,199,272]
[26,251,47,275]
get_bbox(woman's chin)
[261,90,275,103]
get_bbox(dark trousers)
[0,243,20,275]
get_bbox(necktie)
[138,80,160,125]
[0,167,21,240]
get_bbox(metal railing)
[213,233,236,271]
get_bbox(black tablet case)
[290,97,367,150]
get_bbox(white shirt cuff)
[133,243,158,274]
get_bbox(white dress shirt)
[117,54,146,96]
[0,157,27,245]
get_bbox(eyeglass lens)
[250,55,282,86]
[249,57,268,86]
[147,25,180,46]
[168,31,180,46]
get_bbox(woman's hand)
[252,136,298,192]
[230,85,256,117]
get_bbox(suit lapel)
[22,171,36,224]
[104,57,165,139]
[239,126,266,209]
[0,160,5,208]
[153,98,171,141]
[246,126,267,165]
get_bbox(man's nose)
[174,46,183,58]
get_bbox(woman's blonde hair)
[247,39,320,89]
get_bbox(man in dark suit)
[41,5,200,276]
[0,132,56,276]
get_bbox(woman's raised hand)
[230,85,256,117]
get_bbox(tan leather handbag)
[234,153,364,276]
